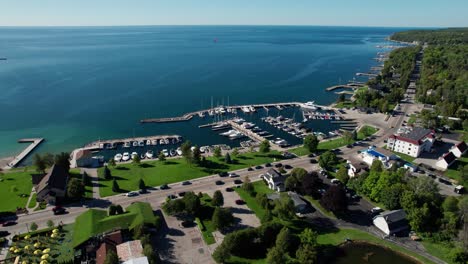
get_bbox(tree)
[139,178,146,191]
[259,140,271,153]
[266,246,288,264]
[275,227,293,254]
[285,176,298,191]
[242,182,255,197]
[67,178,85,199]
[30,222,38,231]
[43,153,54,166]
[459,196,468,252]
[318,151,337,170]
[103,166,112,180]
[181,141,193,164]
[183,192,201,215]
[212,190,224,207]
[158,151,166,162]
[231,148,239,157]
[224,153,232,164]
[192,146,201,165]
[112,178,120,192]
[296,244,318,264]
[303,134,319,153]
[256,193,270,209]
[104,249,119,264]
[212,244,231,263]
[143,243,161,264]
[132,154,141,165]
[320,185,347,213]
[299,228,317,246]
[336,165,349,185]
[343,131,353,144]
[33,154,46,173]
[381,183,406,210]
[291,168,307,181]
[301,172,321,196]
[54,152,71,171]
[370,160,383,172]
[443,196,459,214]
[273,195,296,220]
[214,146,222,158]
[212,207,234,231]
[47,220,54,228]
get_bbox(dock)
[325,85,356,91]
[356,72,378,77]
[85,134,182,149]
[8,138,44,168]
[226,120,282,151]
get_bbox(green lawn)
[99,151,282,197]
[28,193,37,209]
[199,194,216,245]
[422,240,456,264]
[335,101,355,109]
[317,228,435,264]
[290,137,352,156]
[227,256,267,264]
[69,169,93,199]
[235,181,274,220]
[393,152,417,163]
[357,125,378,140]
[0,171,33,212]
[445,156,468,187]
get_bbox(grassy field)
[357,125,378,140]
[422,241,455,264]
[317,228,435,264]
[0,171,33,212]
[335,101,355,109]
[445,156,468,187]
[235,181,274,220]
[289,137,352,156]
[393,152,417,163]
[99,151,282,197]
[69,169,94,199]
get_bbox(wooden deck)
[8,138,44,168]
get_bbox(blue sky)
[0,0,467,27]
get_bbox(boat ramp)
[7,138,44,168]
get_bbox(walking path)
[81,168,100,199]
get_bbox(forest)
[390,28,468,45]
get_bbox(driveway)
[156,211,214,264]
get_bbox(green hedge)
[195,217,206,231]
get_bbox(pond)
[332,242,421,264]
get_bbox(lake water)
[0,26,403,160]
[333,242,420,264]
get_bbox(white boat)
[122,152,130,161]
[146,140,151,145]
[249,106,256,112]
[131,152,138,159]
[123,141,131,148]
[170,149,177,156]
[162,149,169,157]
[200,146,206,153]
[241,106,251,113]
[99,143,105,149]
[151,139,158,145]
[300,101,318,111]
[146,150,154,159]
[176,148,183,156]
[114,153,123,162]
[132,141,139,147]
[229,131,245,139]
[164,138,170,144]
[138,141,145,147]
[242,122,255,129]
[159,139,165,145]
[220,129,236,136]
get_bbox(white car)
[126,191,139,197]
[229,173,239,178]
[331,179,341,184]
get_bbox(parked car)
[234,179,243,185]
[371,207,383,215]
[181,220,195,228]
[182,181,191,185]
[126,191,139,197]
[160,184,170,190]
[229,173,239,178]
[274,163,283,168]
[225,187,234,192]
[167,194,177,200]
[310,159,317,164]
[255,165,263,170]
[139,189,149,194]
[235,199,245,205]
[284,164,293,170]
[0,231,9,237]
[178,192,186,197]
[215,180,224,185]
[455,185,465,194]
[218,172,229,177]
[346,144,353,148]
[1,221,16,227]
[52,206,67,215]
[265,163,272,167]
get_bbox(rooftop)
[117,240,145,262]
[392,127,433,145]
[36,164,69,194]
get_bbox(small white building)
[261,169,286,192]
[373,209,408,235]
[435,152,457,171]
[387,127,435,158]
[450,141,467,158]
[346,160,368,178]
[361,147,397,168]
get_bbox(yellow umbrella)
[22,261,28,264]
[34,242,41,248]
[34,249,42,255]
[42,248,50,254]
[14,249,21,254]
[41,254,49,260]
[51,233,58,238]
[52,229,59,234]
[24,245,30,250]
[40,261,48,264]
[24,235,31,239]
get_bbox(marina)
[85,135,183,149]
[7,138,44,168]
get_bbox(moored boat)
[146,150,154,159]
[114,153,123,162]
[122,152,130,161]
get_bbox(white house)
[387,127,435,158]
[435,152,457,171]
[361,147,397,167]
[261,169,286,192]
[373,209,408,235]
[450,141,467,158]
[346,160,368,178]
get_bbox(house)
[450,141,467,158]
[35,164,69,205]
[267,192,308,214]
[361,147,397,168]
[387,127,435,158]
[70,148,100,168]
[373,209,408,235]
[435,152,457,171]
[261,169,286,192]
[403,163,418,173]
[96,231,123,264]
[346,160,368,178]
[117,240,149,264]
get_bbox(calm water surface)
[0,26,404,160]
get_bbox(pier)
[356,72,378,77]
[325,85,357,91]
[226,120,282,151]
[8,138,44,168]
